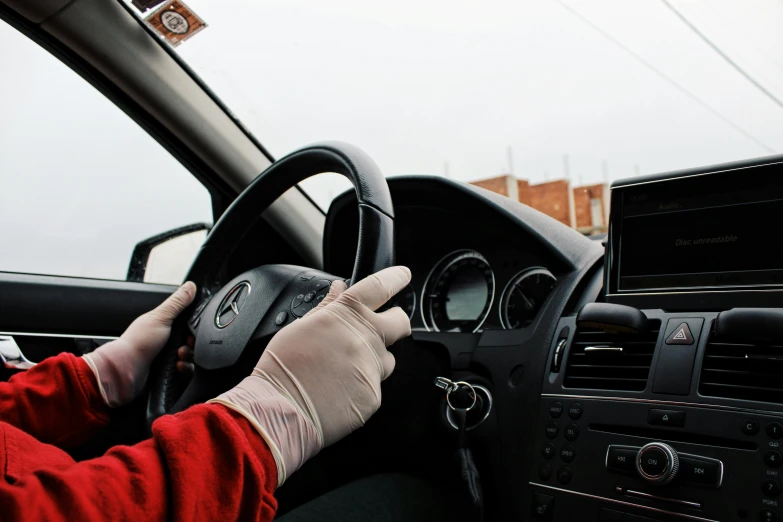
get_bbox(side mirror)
[127,223,211,284]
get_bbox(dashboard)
[326,180,570,334]
[323,157,783,522]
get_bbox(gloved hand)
[209,266,412,486]
[84,281,197,407]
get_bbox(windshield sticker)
[145,0,207,47]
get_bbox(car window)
[0,20,213,284]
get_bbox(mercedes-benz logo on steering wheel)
[215,281,252,329]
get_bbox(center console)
[529,158,783,522]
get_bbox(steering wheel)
[146,142,395,429]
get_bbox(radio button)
[538,463,552,481]
[549,402,563,418]
[545,422,559,439]
[767,422,783,440]
[636,442,679,485]
[568,403,583,420]
[648,409,686,427]
[766,451,783,469]
[606,446,638,474]
[743,419,760,436]
[763,479,781,498]
[760,509,780,522]
[560,445,575,463]
[564,424,579,441]
[557,466,572,485]
[541,443,555,460]
[680,456,721,487]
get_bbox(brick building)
[471,174,608,235]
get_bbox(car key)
[434,377,483,520]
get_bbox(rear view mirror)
[127,223,210,284]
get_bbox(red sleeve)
[0,353,110,448]
[0,404,279,521]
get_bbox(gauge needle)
[515,288,535,311]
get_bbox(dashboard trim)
[529,482,718,522]
[542,393,783,417]
[610,160,783,190]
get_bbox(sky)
[1,0,782,280]
[174,0,783,206]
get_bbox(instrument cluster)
[401,248,557,333]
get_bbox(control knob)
[635,442,679,485]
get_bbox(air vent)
[699,329,783,404]
[563,320,661,391]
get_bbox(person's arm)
[0,404,278,521]
[0,353,109,448]
[0,283,196,448]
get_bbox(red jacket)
[0,353,278,521]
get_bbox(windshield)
[142,0,783,213]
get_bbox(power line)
[552,0,775,154]
[660,0,783,112]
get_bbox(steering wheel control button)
[764,479,782,498]
[299,275,314,281]
[291,294,305,309]
[275,311,288,326]
[606,446,639,474]
[542,443,555,460]
[636,442,679,485]
[743,419,760,436]
[761,509,780,522]
[766,451,783,468]
[556,466,572,485]
[530,492,554,521]
[560,445,575,463]
[292,302,312,318]
[549,402,563,418]
[303,291,315,303]
[538,463,552,481]
[564,424,579,441]
[568,403,583,420]
[310,279,331,292]
[768,423,783,439]
[665,322,694,345]
[647,409,686,428]
[679,456,722,487]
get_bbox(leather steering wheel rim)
[146,141,395,429]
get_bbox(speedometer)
[421,250,495,333]
[499,267,556,329]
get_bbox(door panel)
[0,272,176,374]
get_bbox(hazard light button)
[666,322,694,345]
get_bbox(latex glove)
[209,266,411,486]
[84,282,197,407]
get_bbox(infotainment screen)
[610,162,783,293]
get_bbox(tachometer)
[421,250,495,333]
[499,267,556,329]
